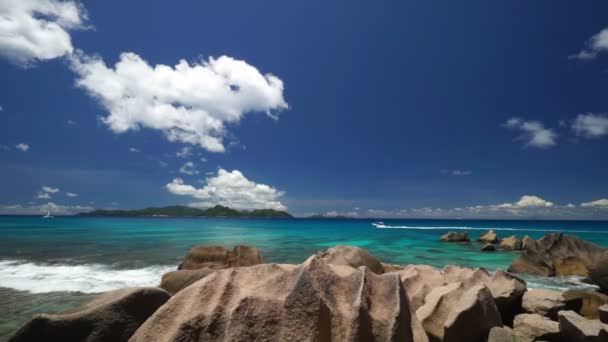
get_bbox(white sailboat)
[43,202,53,219]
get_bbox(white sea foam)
[0,260,173,294]
[371,222,606,233]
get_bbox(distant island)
[79,205,293,218]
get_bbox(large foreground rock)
[513,313,561,341]
[522,288,582,320]
[588,251,608,293]
[487,327,531,342]
[563,290,608,319]
[508,233,607,280]
[599,304,608,323]
[317,245,385,274]
[131,256,426,342]
[416,282,502,342]
[440,232,470,243]
[160,268,215,295]
[181,245,263,270]
[558,310,608,341]
[10,287,169,342]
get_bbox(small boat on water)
[42,202,53,219]
[372,221,386,228]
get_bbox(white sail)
[43,202,53,218]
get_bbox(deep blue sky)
[1,0,607,218]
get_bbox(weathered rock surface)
[399,265,445,311]
[558,310,608,342]
[513,313,561,342]
[416,282,502,342]
[482,244,496,251]
[181,245,263,270]
[317,245,385,274]
[599,304,608,324]
[500,236,523,251]
[478,230,499,244]
[563,290,608,319]
[588,251,608,293]
[131,256,426,342]
[159,268,215,295]
[487,326,532,342]
[508,233,607,280]
[10,287,170,342]
[522,288,581,320]
[440,231,470,243]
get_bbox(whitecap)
[0,259,173,294]
[371,222,607,233]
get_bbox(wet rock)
[558,310,608,341]
[508,233,607,279]
[599,304,608,324]
[500,236,523,251]
[317,245,385,274]
[181,245,263,270]
[131,256,424,342]
[478,230,499,244]
[522,288,581,320]
[440,231,470,243]
[159,268,215,295]
[513,313,561,342]
[9,287,170,342]
[563,290,608,319]
[416,282,502,342]
[482,244,496,252]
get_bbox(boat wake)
[371,222,607,233]
[0,259,172,294]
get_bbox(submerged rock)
[482,244,496,252]
[416,282,502,342]
[508,233,607,280]
[9,287,169,342]
[159,268,215,295]
[500,236,523,251]
[558,310,608,341]
[440,232,470,243]
[478,230,499,244]
[522,288,582,320]
[181,245,262,270]
[131,255,425,342]
[317,245,385,274]
[513,313,561,341]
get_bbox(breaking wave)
[371,222,607,233]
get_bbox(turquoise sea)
[1,216,608,339]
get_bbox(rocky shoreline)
[9,233,608,341]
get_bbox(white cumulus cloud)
[42,186,59,193]
[15,143,29,152]
[129,147,140,152]
[570,27,608,61]
[35,192,51,199]
[70,52,288,152]
[580,199,608,208]
[176,146,192,158]
[0,0,87,65]
[166,168,286,211]
[66,192,78,197]
[505,117,557,148]
[178,162,198,175]
[572,113,608,138]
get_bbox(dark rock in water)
[160,268,215,295]
[440,231,470,242]
[588,251,608,293]
[9,287,169,342]
[558,310,608,341]
[513,313,561,342]
[482,244,496,252]
[522,288,582,320]
[478,230,499,244]
[508,233,607,281]
[500,236,523,251]
[317,245,385,274]
[181,245,263,270]
[130,255,426,342]
[599,304,608,324]
[563,290,608,319]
